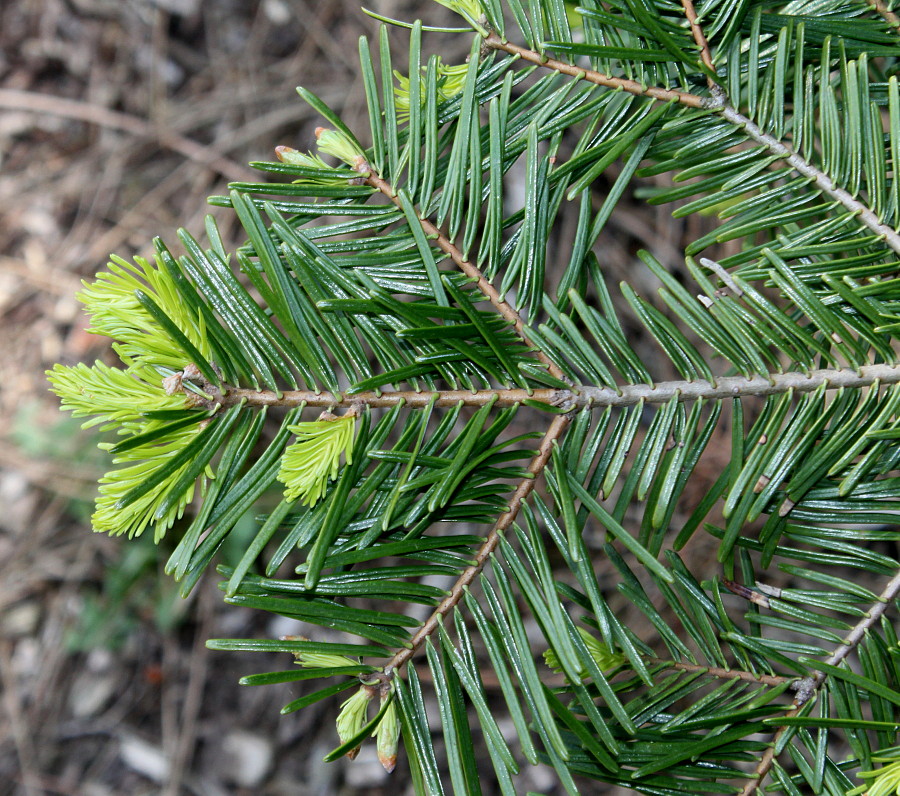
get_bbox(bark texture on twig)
[206,363,900,411]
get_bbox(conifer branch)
[204,363,900,411]
[738,566,900,796]
[362,167,567,380]
[483,35,900,256]
[717,105,900,256]
[49,5,900,788]
[383,412,571,677]
[680,0,718,81]
[647,658,796,687]
[483,33,712,108]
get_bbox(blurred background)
[0,1,712,794]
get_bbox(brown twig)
[214,385,568,409]
[481,36,900,257]
[680,0,718,82]
[384,413,571,676]
[363,169,566,381]
[484,33,712,109]
[738,567,900,796]
[207,363,900,411]
[0,88,256,183]
[645,657,795,688]
[680,0,728,107]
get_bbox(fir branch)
[680,0,718,81]
[48,5,900,789]
[206,363,900,410]
[739,567,900,796]
[483,34,900,257]
[717,105,900,256]
[646,658,797,688]
[362,167,567,381]
[482,33,711,108]
[383,413,571,677]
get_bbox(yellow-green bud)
[336,687,374,760]
[283,636,360,669]
[274,145,330,170]
[394,59,469,121]
[374,695,400,772]
[314,127,368,172]
[433,0,488,33]
[544,627,627,678]
[277,411,357,506]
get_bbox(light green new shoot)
[393,58,469,121]
[47,360,189,431]
[94,423,209,542]
[77,254,211,374]
[433,0,488,33]
[544,626,627,678]
[278,411,357,505]
[336,686,374,760]
[851,752,900,796]
[289,640,360,669]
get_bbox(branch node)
[790,676,817,706]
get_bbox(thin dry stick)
[209,363,900,411]
[0,88,256,183]
[738,567,900,796]
[481,38,900,257]
[0,643,41,796]
[362,169,566,381]
[385,412,571,676]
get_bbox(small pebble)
[2,601,40,637]
[263,0,291,24]
[222,730,274,788]
[342,744,389,788]
[119,735,170,783]
[68,670,117,718]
